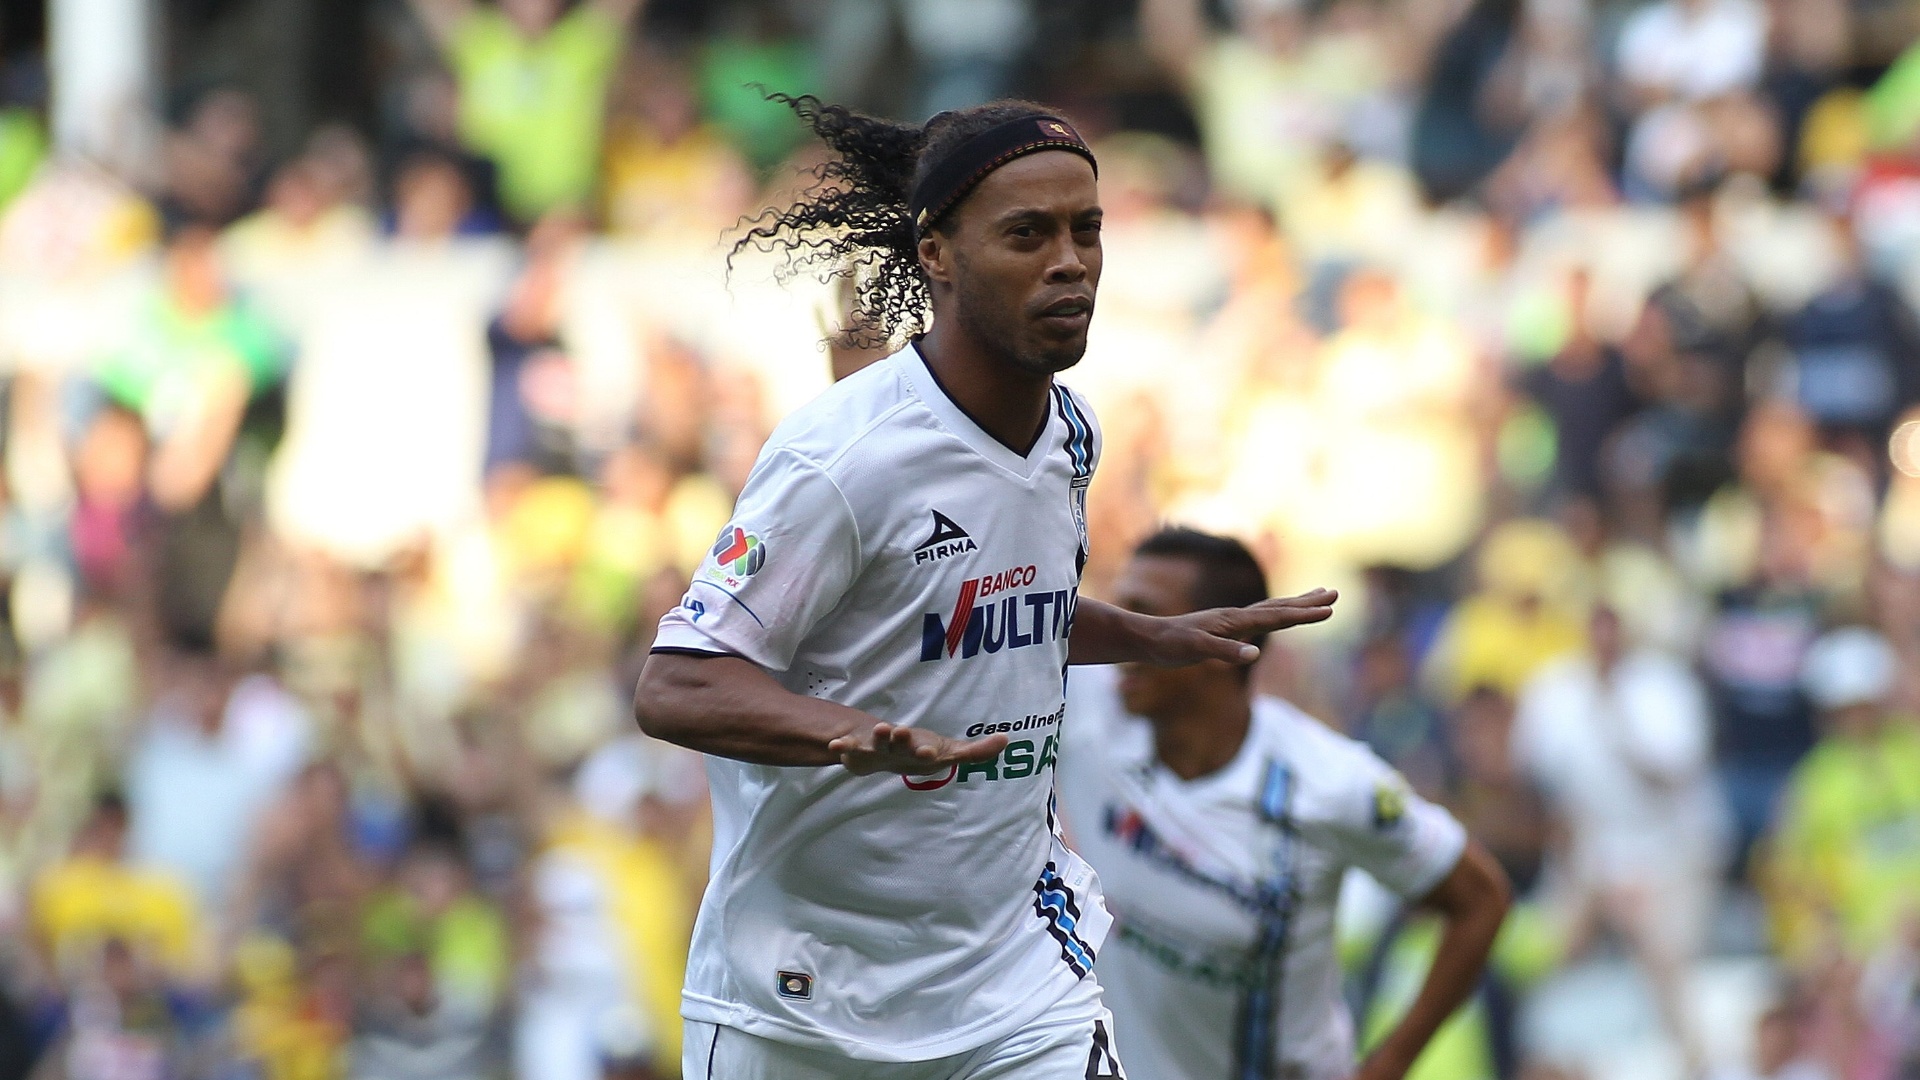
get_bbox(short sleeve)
[1307,741,1467,900]
[651,449,861,672]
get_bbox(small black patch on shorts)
[776,971,814,1000]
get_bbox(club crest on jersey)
[913,509,978,565]
[1373,781,1406,830]
[920,565,1076,661]
[705,525,766,584]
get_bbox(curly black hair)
[731,95,1061,350]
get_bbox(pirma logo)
[914,510,978,565]
[710,526,766,577]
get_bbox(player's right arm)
[636,653,1006,771]
[633,447,1007,773]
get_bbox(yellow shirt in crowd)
[32,855,204,975]
[1768,718,1920,961]
[449,7,624,221]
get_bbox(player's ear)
[918,231,953,286]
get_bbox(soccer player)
[1057,528,1510,1080]
[631,98,1338,1079]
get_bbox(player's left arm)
[1066,591,1338,666]
[1353,840,1511,1080]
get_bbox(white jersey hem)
[680,973,1082,1063]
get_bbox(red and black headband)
[908,114,1098,238]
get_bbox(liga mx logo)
[711,526,766,577]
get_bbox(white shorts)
[682,973,1127,1080]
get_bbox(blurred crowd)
[2,0,1920,1077]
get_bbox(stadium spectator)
[1712,1001,1830,1080]
[1765,627,1920,964]
[222,140,378,283]
[1779,215,1920,452]
[124,649,311,912]
[224,761,378,958]
[896,0,1033,119]
[1422,519,1587,703]
[96,226,286,516]
[1348,634,1454,800]
[30,936,227,1080]
[0,100,43,215]
[483,214,584,478]
[360,823,508,1017]
[1517,269,1645,501]
[30,794,204,984]
[1447,685,1550,896]
[1409,0,1530,204]
[1139,0,1394,209]
[383,72,507,232]
[1695,404,1851,864]
[600,51,752,238]
[1615,0,1768,108]
[1516,604,1728,1077]
[157,87,266,229]
[405,0,648,224]
[347,949,505,1080]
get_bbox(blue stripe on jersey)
[1258,761,1290,822]
[1234,761,1296,1080]
[1052,386,1094,481]
[1033,861,1097,978]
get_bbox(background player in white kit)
[1058,529,1509,1080]
[631,98,1339,1079]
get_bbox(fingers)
[1260,589,1339,616]
[827,721,889,756]
[941,733,1009,765]
[1172,588,1339,667]
[1228,590,1338,636]
[1190,629,1263,665]
[831,723,1003,775]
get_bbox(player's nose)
[1043,238,1090,283]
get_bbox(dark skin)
[1116,551,1511,1080]
[634,148,1337,774]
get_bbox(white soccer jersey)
[650,347,1111,1061]
[1057,666,1466,1080]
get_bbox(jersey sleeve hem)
[652,611,788,671]
[1398,814,1470,901]
[648,645,742,659]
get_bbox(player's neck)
[915,325,1052,455]
[1151,687,1253,782]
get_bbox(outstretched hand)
[828,722,1010,776]
[1141,588,1338,667]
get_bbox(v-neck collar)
[897,346,1059,481]
[1157,703,1266,796]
